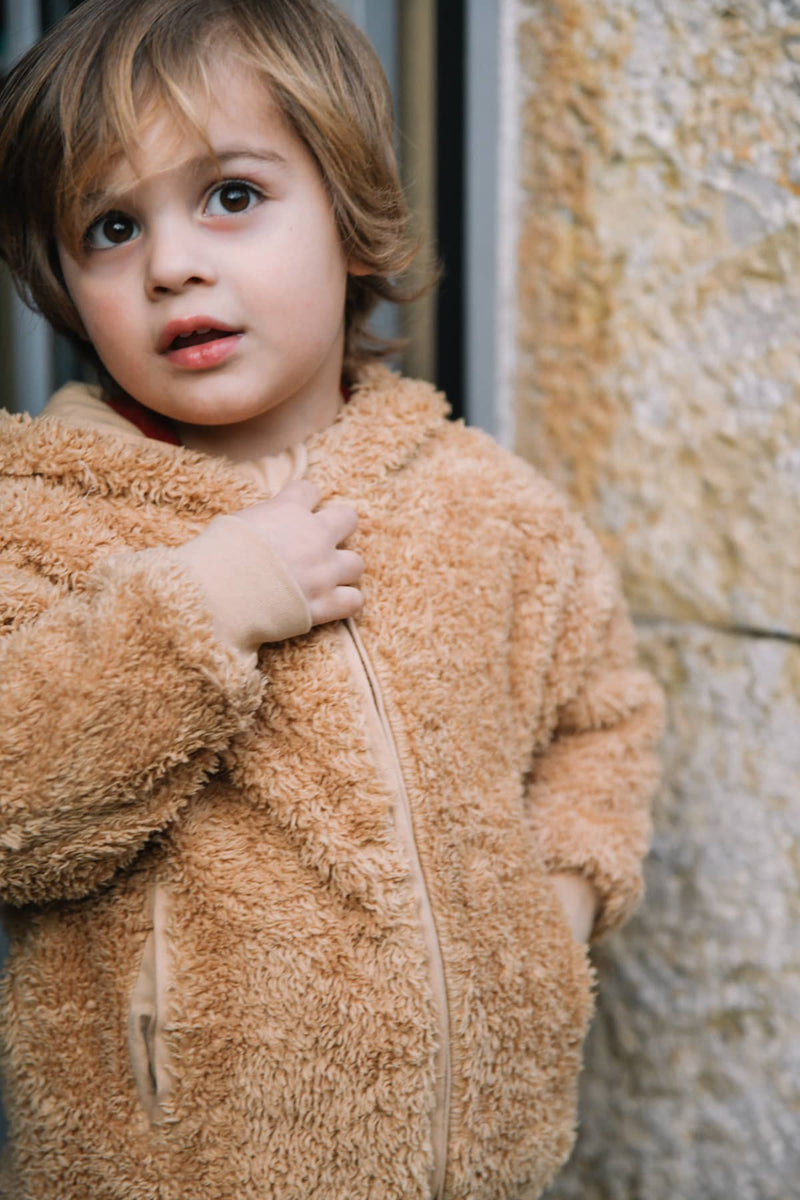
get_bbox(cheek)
[244,238,347,345]
[268,206,349,294]
[74,287,130,360]
[291,245,349,328]
[58,249,133,355]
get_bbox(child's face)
[58,65,353,431]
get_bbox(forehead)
[89,62,294,198]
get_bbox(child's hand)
[236,480,363,626]
[549,872,600,943]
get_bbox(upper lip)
[157,316,240,354]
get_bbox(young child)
[0,1,662,1197]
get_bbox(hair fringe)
[0,0,436,383]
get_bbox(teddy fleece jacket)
[0,367,662,1200]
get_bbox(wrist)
[549,871,600,943]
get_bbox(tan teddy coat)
[0,368,661,1200]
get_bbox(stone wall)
[510,1,800,1195]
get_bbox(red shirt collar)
[102,390,182,445]
[101,385,352,448]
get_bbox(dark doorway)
[434,0,465,420]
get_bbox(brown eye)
[84,211,139,249]
[220,184,250,212]
[207,181,260,215]
[103,214,135,242]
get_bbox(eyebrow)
[83,147,289,210]
[201,148,290,170]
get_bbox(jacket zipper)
[342,619,452,1200]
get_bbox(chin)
[177,403,274,429]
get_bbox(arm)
[0,541,272,907]
[0,480,361,908]
[525,522,663,942]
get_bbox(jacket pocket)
[127,884,174,1123]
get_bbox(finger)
[335,550,364,585]
[308,586,363,626]
[274,479,320,509]
[316,502,358,544]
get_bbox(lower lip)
[164,333,243,370]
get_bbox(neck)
[175,380,344,462]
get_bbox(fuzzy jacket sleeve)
[524,519,664,941]
[0,527,304,908]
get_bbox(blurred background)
[2,1,799,1195]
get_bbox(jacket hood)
[0,366,451,517]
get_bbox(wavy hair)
[0,0,421,383]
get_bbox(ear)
[347,259,372,277]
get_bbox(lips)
[157,316,243,370]
[157,316,240,355]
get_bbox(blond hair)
[0,0,419,383]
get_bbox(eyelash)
[82,179,265,250]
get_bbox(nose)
[144,218,217,299]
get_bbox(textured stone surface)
[514,0,800,634]
[545,623,800,1200]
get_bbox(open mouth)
[168,327,237,351]
[160,321,244,369]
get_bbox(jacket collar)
[305,367,450,499]
[0,366,450,516]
